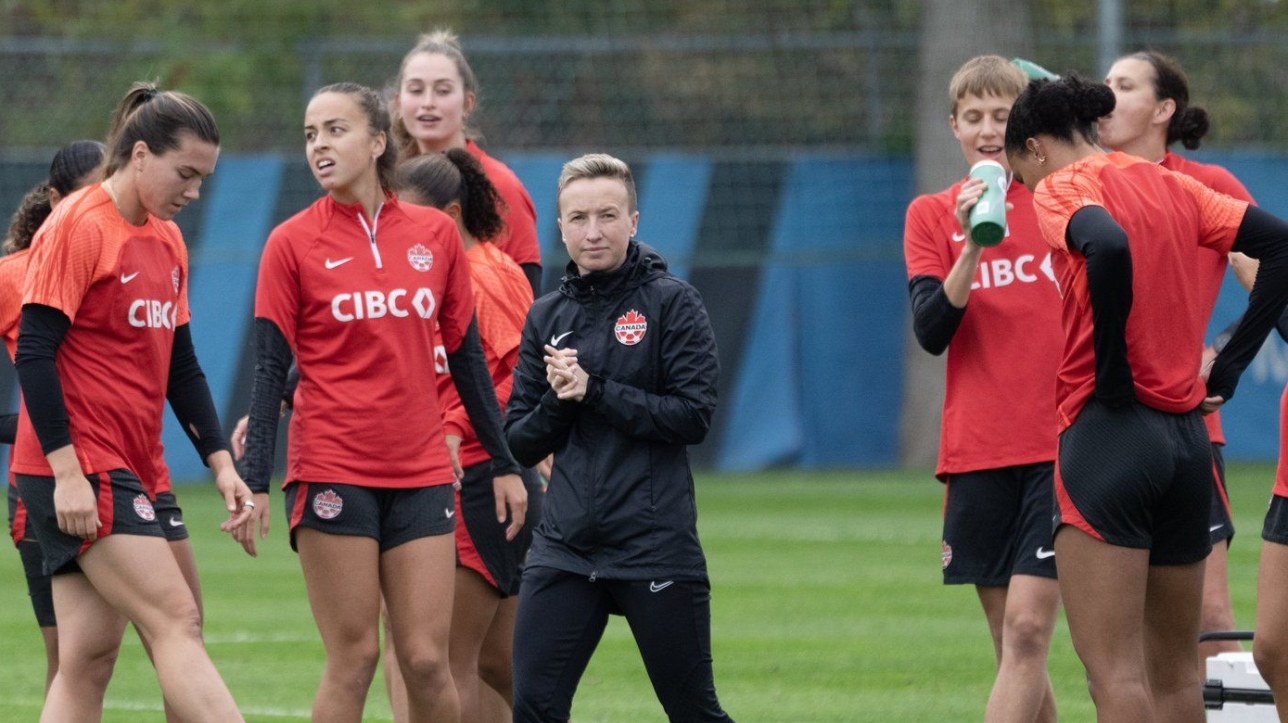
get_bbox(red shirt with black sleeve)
[1032,152,1249,431]
[1161,152,1256,446]
[466,140,541,268]
[904,178,1063,478]
[254,193,476,489]
[436,242,533,469]
[12,184,190,491]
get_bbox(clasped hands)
[544,344,589,402]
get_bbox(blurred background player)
[1099,49,1258,671]
[239,81,526,723]
[505,153,733,723]
[1,139,105,695]
[12,82,253,723]
[1005,72,1288,723]
[379,149,541,723]
[902,55,1062,723]
[391,29,542,297]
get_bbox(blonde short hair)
[556,153,637,215]
[948,55,1027,117]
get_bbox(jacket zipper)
[587,284,603,580]
[356,203,384,269]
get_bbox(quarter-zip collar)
[330,192,397,269]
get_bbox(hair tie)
[140,87,160,102]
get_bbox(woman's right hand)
[954,178,986,237]
[53,470,100,540]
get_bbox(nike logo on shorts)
[445,508,455,519]
[1035,547,1055,560]
[325,257,354,269]
[1210,523,1224,533]
[649,581,674,593]
[550,331,573,346]
[168,517,185,528]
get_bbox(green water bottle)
[968,160,1008,247]
[1011,58,1060,82]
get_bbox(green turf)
[0,465,1276,721]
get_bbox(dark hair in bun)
[1129,50,1209,150]
[1004,72,1116,155]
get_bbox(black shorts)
[941,462,1057,586]
[284,481,456,553]
[456,464,543,597]
[1262,494,1288,545]
[17,540,55,627]
[1056,398,1212,566]
[15,470,167,576]
[153,490,189,542]
[1208,444,1235,546]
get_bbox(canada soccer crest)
[407,244,434,272]
[941,541,953,569]
[171,266,181,293]
[614,309,647,346]
[313,489,344,520]
[134,494,156,521]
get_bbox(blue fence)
[0,150,1284,481]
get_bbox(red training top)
[1273,385,1288,498]
[255,193,476,489]
[1032,152,1249,431]
[436,242,534,469]
[466,140,541,269]
[904,178,1062,478]
[0,248,32,359]
[1161,151,1255,446]
[13,184,190,494]
[0,248,30,545]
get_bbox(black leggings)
[512,566,734,723]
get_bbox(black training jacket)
[506,241,719,582]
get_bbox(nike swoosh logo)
[325,257,354,269]
[1210,524,1224,532]
[550,331,573,346]
[951,232,966,242]
[120,272,140,284]
[1035,548,1055,560]
[649,581,674,593]
[445,508,455,519]
[168,517,185,528]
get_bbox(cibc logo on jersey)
[970,253,1057,291]
[331,287,436,323]
[128,300,178,329]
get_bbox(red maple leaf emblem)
[313,489,344,520]
[614,309,648,346]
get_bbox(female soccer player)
[1005,73,1288,723]
[387,148,542,723]
[1099,50,1257,668]
[2,139,105,694]
[12,83,252,723]
[902,55,1062,723]
[239,82,526,723]
[506,153,733,723]
[1254,394,1288,720]
[391,29,543,296]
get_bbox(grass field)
[0,464,1276,722]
